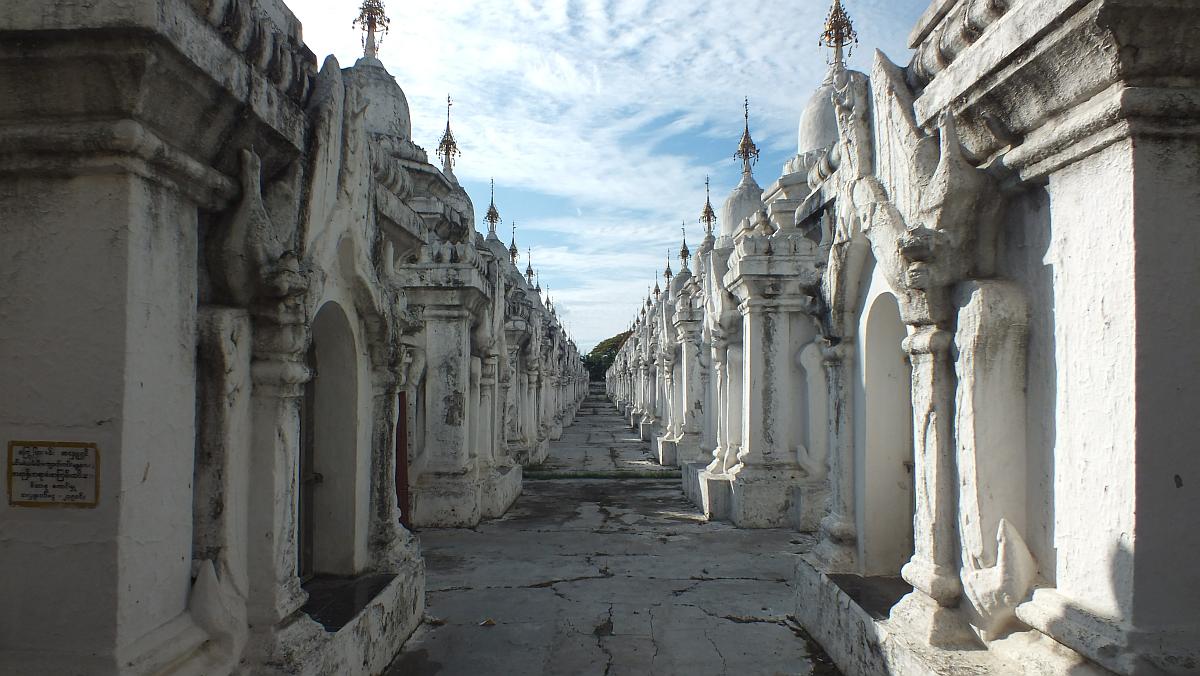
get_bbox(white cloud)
[283,0,926,349]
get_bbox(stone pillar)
[409,306,481,527]
[891,326,966,644]
[709,342,730,471]
[479,355,520,518]
[549,373,564,440]
[640,360,659,441]
[814,340,858,572]
[241,294,318,665]
[633,362,649,430]
[480,356,500,465]
[725,298,811,528]
[655,334,679,465]
[366,353,402,563]
[723,342,744,472]
[523,368,537,455]
[675,322,705,463]
[468,356,482,467]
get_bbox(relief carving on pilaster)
[829,50,1036,628]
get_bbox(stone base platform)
[248,557,426,676]
[685,464,812,529]
[653,435,677,466]
[480,464,523,519]
[534,438,550,464]
[410,473,482,528]
[682,462,733,522]
[638,419,659,442]
[791,556,1111,676]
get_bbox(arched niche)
[853,283,915,578]
[299,300,362,578]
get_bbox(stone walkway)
[388,386,837,676]
[531,393,678,478]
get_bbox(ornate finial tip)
[436,95,462,171]
[353,0,390,57]
[735,97,760,172]
[820,0,858,57]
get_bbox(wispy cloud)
[284,0,928,349]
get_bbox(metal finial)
[509,223,519,264]
[699,175,717,235]
[353,0,390,58]
[820,0,858,64]
[680,223,691,266]
[483,177,501,235]
[436,94,462,174]
[664,251,673,282]
[654,272,660,297]
[735,97,760,175]
[525,247,535,283]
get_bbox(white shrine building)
[609,0,1200,673]
[0,0,585,673]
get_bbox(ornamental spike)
[353,0,390,58]
[483,177,501,236]
[699,175,717,235]
[735,97,760,175]
[820,0,858,65]
[436,94,462,175]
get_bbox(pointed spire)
[679,223,691,268]
[525,247,535,285]
[735,97,760,176]
[699,175,717,236]
[653,272,660,298]
[664,251,673,283]
[436,94,462,176]
[509,223,519,264]
[820,0,858,66]
[482,178,502,237]
[535,271,542,292]
[353,0,390,58]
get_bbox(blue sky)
[284,0,930,350]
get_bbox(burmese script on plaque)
[7,441,99,507]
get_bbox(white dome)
[669,267,691,297]
[797,76,838,156]
[720,172,763,239]
[351,57,412,141]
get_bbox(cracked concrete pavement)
[530,395,679,478]
[388,389,839,676]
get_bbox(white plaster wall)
[1044,140,1136,620]
[310,301,360,576]
[115,178,198,646]
[788,314,815,457]
[798,342,828,474]
[0,175,126,663]
[852,257,914,577]
[0,174,196,667]
[309,273,375,576]
[1129,136,1200,637]
[996,185,1057,584]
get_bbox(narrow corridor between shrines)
[388,384,839,676]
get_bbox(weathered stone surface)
[389,394,835,676]
[608,1,1200,673]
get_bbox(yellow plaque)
[6,441,100,508]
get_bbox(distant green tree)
[582,330,632,382]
